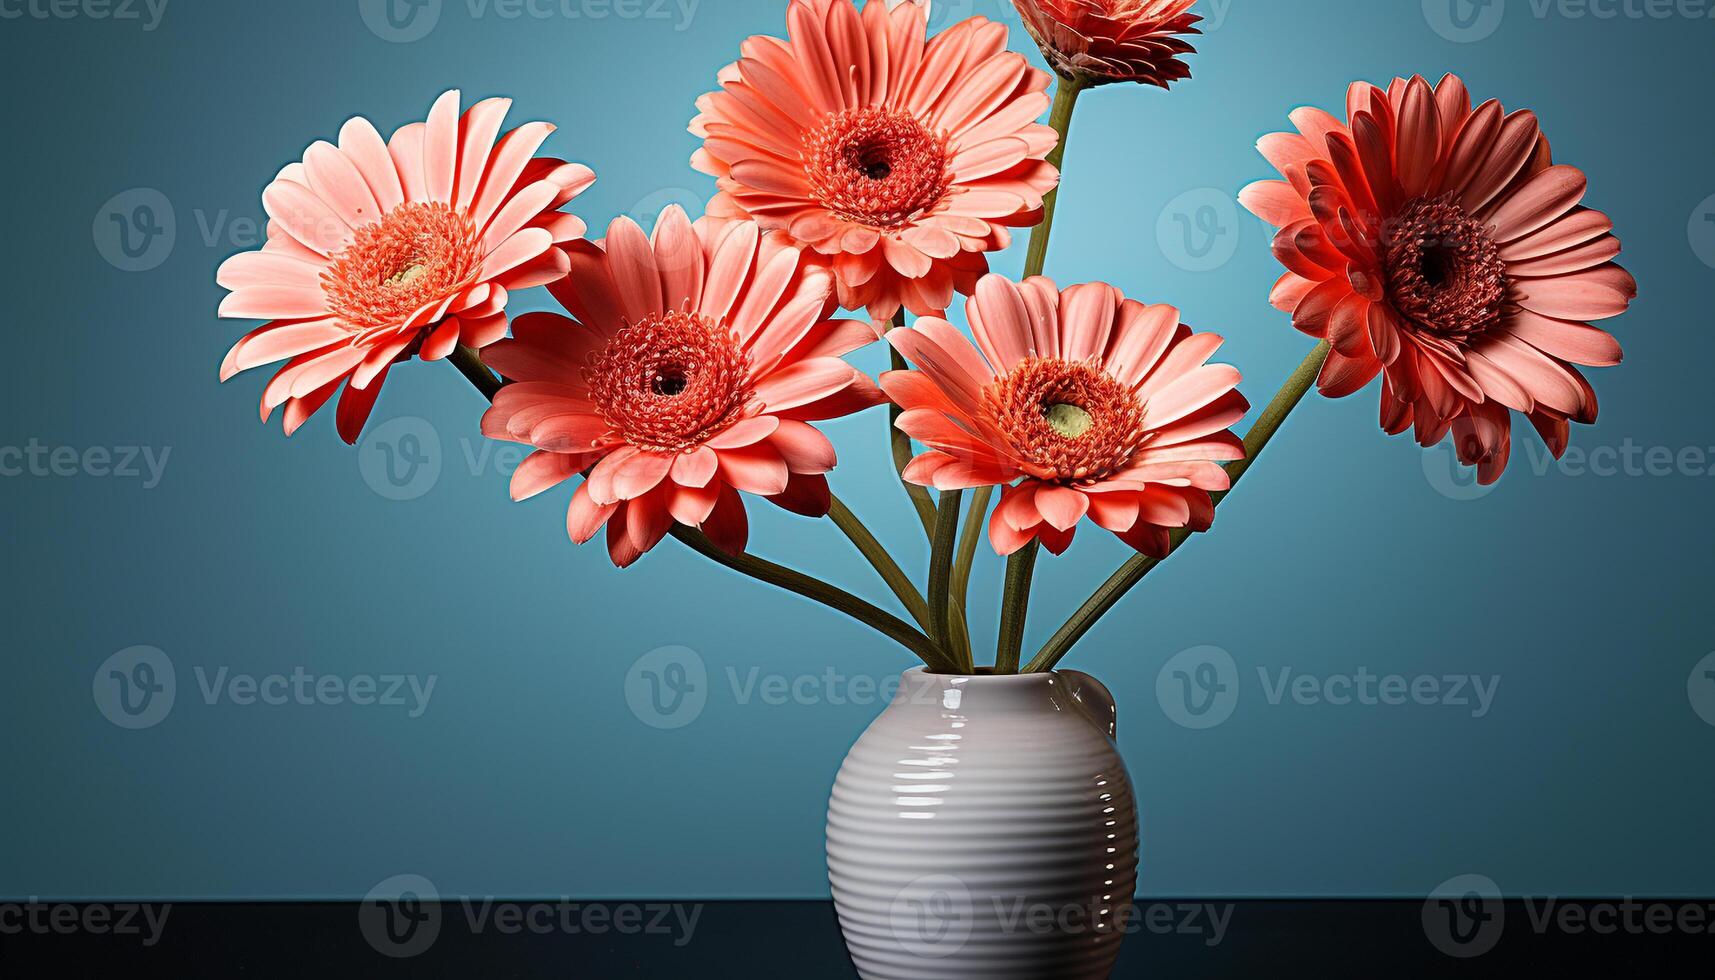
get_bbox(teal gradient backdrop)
[2,0,1712,899]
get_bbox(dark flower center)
[583,312,752,452]
[1383,196,1509,340]
[803,107,952,230]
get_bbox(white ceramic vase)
[827,668,1139,980]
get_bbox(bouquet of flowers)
[213,0,1634,680]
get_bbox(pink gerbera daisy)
[217,90,593,442]
[690,0,1060,320]
[883,274,1248,556]
[480,208,887,568]
[1240,73,1635,483]
[1012,0,1202,88]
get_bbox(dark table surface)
[2,899,1710,977]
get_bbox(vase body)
[827,668,1139,980]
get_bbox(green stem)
[829,495,934,636]
[450,345,504,401]
[1023,341,1333,673]
[988,77,1082,673]
[950,485,992,620]
[668,525,958,674]
[995,541,1040,674]
[927,490,965,666]
[445,359,958,672]
[1022,76,1085,281]
[885,311,939,540]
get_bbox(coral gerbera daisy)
[216,90,593,442]
[689,0,1060,320]
[1012,0,1202,89]
[1240,73,1635,484]
[480,208,887,568]
[883,273,1248,556]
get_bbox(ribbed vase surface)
[827,668,1139,980]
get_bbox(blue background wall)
[2,0,1711,900]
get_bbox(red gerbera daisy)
[1241,73,1635,483]
[1012,0,1202,88]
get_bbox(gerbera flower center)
[802,107,952,230]
[582,311,753,453]
[988,358,1149,483]
[1383,196,1509,340]
[322,202,483,332]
